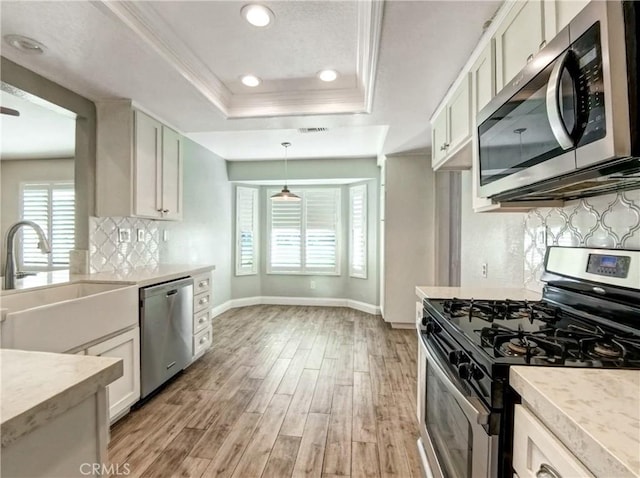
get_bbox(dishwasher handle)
[140,276,193,299]
[166,289,178,297]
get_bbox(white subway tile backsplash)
[524,190,640,291]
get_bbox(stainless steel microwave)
[477,0,640,202]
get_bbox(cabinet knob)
[163,209,170,213]
[199,297,209,305]
[200,337,207,344]
[527,53,534,63]
[199,317,206,323]
[539,40,546,50]
[199,280,208,288]
[536,464,561,478]
[440,144,447,151]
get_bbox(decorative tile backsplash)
[89,217,161,273]
[524,190,640,290]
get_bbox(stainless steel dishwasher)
[140,277,193,399]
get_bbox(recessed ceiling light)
[317,69,338,82]
[3,34,46,54]
[241,75,261,87]
[241,4,275,27]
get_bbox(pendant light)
[271,142,301,201]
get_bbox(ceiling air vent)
[298,127,328,133]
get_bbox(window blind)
[235,186,259,275]
[268,188,340,274]
[349,184,367,278]
[21,182,75,269]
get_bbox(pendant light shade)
[271,142,301,201]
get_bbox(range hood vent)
[298,127,328,133]
[491,157,640,202]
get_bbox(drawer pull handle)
[539,40,546,50]
[200,337,208,344]
[527,53,534,63]
[199,297,209,305]
[199,280,208,288]
[199,317,206,324]
[536,464,561,478]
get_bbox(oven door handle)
[421,336,490,426]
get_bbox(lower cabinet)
[87,327,140,423]
[512,405,594,477]
[190,270,214,361]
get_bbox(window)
[268,188,340,274]
[349,184,367,278]
[20,182,75,270]
[235,186,259,275]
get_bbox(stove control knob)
[458,363,472,380]
[421,316,428,327]
[425,320,440,335]
[458,363,484,381]
[448,351,470,366]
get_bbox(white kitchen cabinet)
[96,100,183,220]
[87,327,140,422]
[495,0,546,91]
[472,42,495,116]
[544,0,591,39]
[431,73,473,171]
[513,405,594,478]
[189,270,213,362]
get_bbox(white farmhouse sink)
[0,282,138,353]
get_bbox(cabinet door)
[161,126,183,221]
[431,108,448,167]
[87,328,140,422]
[472,43,495,117]
[447,73,472,152]
[134,111,163,218]
[495,0,545,91]
[544,0,590,38]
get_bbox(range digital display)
[599,255,618,268]
[587,253,631,278]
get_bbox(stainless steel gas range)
[416,246,640,478]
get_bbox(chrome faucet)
[3,220,51,290]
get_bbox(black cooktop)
[427,297,640,368]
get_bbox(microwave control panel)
[587,254,631,278]
[573,21,606,147]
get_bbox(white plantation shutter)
[267,188,340,274]
[21,183,75,269]
[269,191,303,272]
[235,186,259,275]
[349,184,367,278]
[305,189,340,272]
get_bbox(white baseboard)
[223,296,381,315]
[390,322,415,329]
[210,300,232,319]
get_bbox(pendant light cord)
[282,142,291,188]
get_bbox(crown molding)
[94,0,383,119]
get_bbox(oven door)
[417,333,497,478]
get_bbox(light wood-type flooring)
[109,305,421,478]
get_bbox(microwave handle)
[546,50,575,150]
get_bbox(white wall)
[162,139,232,307]
[383,153,436,324]
[459,170,526,287]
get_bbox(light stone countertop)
[0,349,122,447]
[416,286,542,302]
[1,263,215,295]
[510,367,640,478]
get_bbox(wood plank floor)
[109,305,420,478]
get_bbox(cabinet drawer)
[194,291,211,313]
[513,405,594,478]
[193,309,210,334]
[193,326,212,357]
[192,272,211,295]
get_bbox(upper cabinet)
[495,0,546,91]
[96,100,183,221]
[429,0,591,211]
[431,73,472,171]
